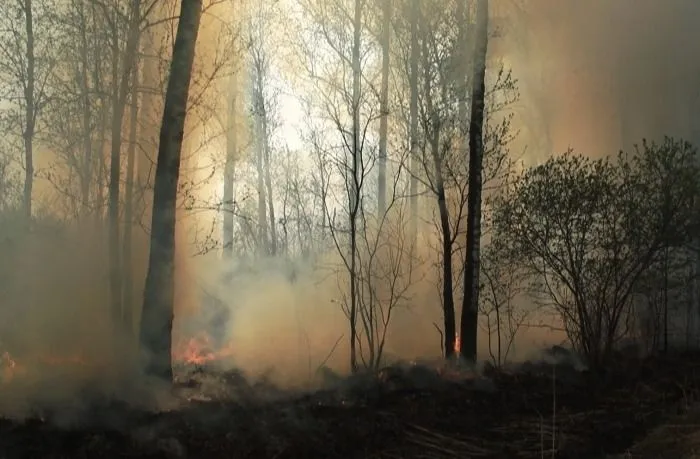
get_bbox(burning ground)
[2,350,700,459]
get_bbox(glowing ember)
[173,333,234,365]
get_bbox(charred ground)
[1,351,699,459]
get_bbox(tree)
[0,0,55,227]
[408,0,418,237]
[140,0,203,381]
[492,138,700,368]
[103,0,143,325]
[460,0,489,363]
[376,0,391,215]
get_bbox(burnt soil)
[2,353,700,459]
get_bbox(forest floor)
[1,352,700,459]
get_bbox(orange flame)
[173,333,235,365]
[454,333,461,354]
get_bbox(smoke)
[4,0,700,422]
[503,0,700,159]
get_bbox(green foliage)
[492,137,700,367]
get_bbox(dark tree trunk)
[349,0,362,373]
[139,0,203,382]
[460,0,489,363]
[108,0,141,325]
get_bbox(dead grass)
[613,406,700,459]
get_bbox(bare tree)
[140,0,203,381]
[0,0,56,227]
[376,0,391,215]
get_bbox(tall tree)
[377,0,391,215]
[140,0,203,382]
[0,0,53,227]
[408,0,419,238]
[122,49,140,333]
[104,0,142,325]
[348,0,362,373]
[222,67,237,258]
[460,0,489,362]
[21,0,35,226]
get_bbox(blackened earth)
[1,353,699,459]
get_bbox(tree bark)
[377,0,391,216]
[460,0,489,363]
[139,0,202,382]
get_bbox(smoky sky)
[505,0,700,157]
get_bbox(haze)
[0,0,699,418]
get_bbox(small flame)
[173,333,235,365]
[454,333,461,354]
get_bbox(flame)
[0,331,233,384]
[454,333,461,355]
[173,332,234,365]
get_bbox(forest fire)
[172,333,235,366]
[0,332,233,385]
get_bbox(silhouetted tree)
[140,0,203,381]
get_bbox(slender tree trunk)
[408,0,419,239]
[255,95,268,253]
[108,0,141,325]
[456,0,469,140]
[140,0,203,382]
[78,0,93,220]
[261,104,277,255]
[122,52,140,334]
[22,0,35,228]
[349,0,362,374]
[422,25,455,359]
[223,69,237,258]
[377,0,391,216]
[434,142,455,359]
[460,0,489,363]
